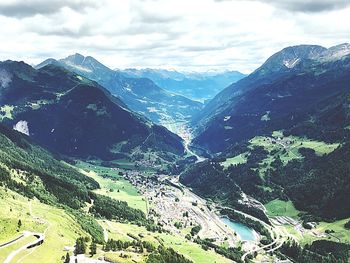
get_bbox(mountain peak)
[64,53,86,65]
[321,43,350,60]
[255,45,327,75]
[58,53,111,74]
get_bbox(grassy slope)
[0,188,87,263]
[222,131,339,179]
[265,199,350,247]
[76,162,232,262]
[0,236,37,262]
[76,161,148,213]
[265,199,300,218]
[99,221,232,263]
[222,153,248,168]
[249,134,339,162]
[0,105,14,121]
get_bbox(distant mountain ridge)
[254,43,350,74]
[119,68,246,102]
[36,54,203,124]
[0,60,184,159]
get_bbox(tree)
[344,220,350,229]
[17,219,22,230]
[89,240,97,256]
[75,237,86,255]
[190,225,202,236]
[64,252,70,263]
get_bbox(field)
[265,199,350,247]
[0,105,14,120]
[0,188,87,263]
[0,236,37,262]
[104,251,146,263]
[249,131,339,177]
[312,218,350,244]
[221,131,339,178]
[98,220,232,263]
[250,134,339,160]
[281,218,350,248]
[265,199,300,218]
[76,161,148,213]
[221,153,248,168]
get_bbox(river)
[160,117,206,162]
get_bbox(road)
[182,187,237,246]
[2,201,46,263]
[3,232,44,263]
[215,205,286,261]
[0,235,24,249]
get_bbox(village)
[122,170,241,248]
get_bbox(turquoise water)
[220,217,256,241]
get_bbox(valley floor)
[1,132,349,262]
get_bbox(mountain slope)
[180,43,350,221]
[37,54,203,124]
[0,61,184,159]
[192,44,350,153]
[119,68,246,102]
[0,123,98,209]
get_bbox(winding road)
[1,201,46,263]
[3,232,44,263]
[215,205,286,261]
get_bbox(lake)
[220,217,256,241]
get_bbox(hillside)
[0,123,234,263]
[180,44,350,223]
[0,61,184,160]
[36,54,203,124]
[192,44,350,153]
[0,123,98,209]
[181,130,349,220]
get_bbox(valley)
[0,120,349,262]
[0,143,289,263]
[160,115,206,162]
[0,42,350,263]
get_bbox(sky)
[0,0,349,73]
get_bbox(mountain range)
[1,43,350,263]
[36,54,203,125]
[179,43,350,222]
[192,43,350,153]
[119,68,246,102]
[0,61,184,160]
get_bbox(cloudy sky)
[0,0,349,73]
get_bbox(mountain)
[119,68,246,102]
[0,120,164,246]
[192,44,350,153]
[0,60,184,160]
[36,54,203,124]
[179,43,350,222]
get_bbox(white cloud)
[251,0,350,13]
[0,0,349,73]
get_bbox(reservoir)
[220,217,256,241]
